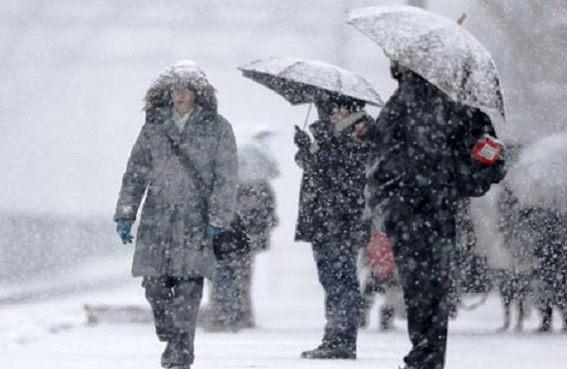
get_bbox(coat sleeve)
[113,124,153,221]
[208,117,238,228]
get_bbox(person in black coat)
[356,61,505,369]
[294,92,373,360]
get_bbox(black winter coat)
[295,114,372,245]
[364,72,506,219]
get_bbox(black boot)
[535,307,552,333]
[161,333,191,368]
[300,343,356,359]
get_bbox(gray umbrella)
[348,5,505,118]
[238,56,383,107]
[507,132,567,210]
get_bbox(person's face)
[330,106,350,123]
[171,85,196,115]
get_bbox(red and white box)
[471,134,503,165]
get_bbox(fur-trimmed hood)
[144,59,217,111]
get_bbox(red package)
[366,232,396,279]
[471,134,503,165]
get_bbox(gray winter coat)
[114,63,237,279]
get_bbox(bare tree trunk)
[407,0,427,9]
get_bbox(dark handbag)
[212,214,251,260]
[165,132,250,260]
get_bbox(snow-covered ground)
[1,243,566,369]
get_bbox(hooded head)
[144,60,218,111]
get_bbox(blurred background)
[0,0,565,297]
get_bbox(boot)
[535,307,552,333]
[300,343,356,359]
[161,333,191,368]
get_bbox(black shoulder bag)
[166,134,250,261]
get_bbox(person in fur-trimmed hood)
[114,60,238,369]
[294,92,373,360]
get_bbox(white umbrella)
[238,141,280,184]
[507,132,567,210]
[348,5,505,117]
[238,56,383,107]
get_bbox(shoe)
[300,344,356,359]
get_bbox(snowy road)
[1,247,566,369]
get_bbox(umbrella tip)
[457,13,468,25]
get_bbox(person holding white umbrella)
[350,5,507,369]
[294,92,374,360]
[239,57,382,359]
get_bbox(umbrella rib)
[278,61,303,79]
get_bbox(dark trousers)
[312,240,361,350]
[385,195,456,369]
[535,259,567,331]
[208,254,253,330]
[142,276,204,363]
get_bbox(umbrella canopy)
[238,141,280,184]
[506,132,567,210]
[347,5,505,117]
[238,56,383,107]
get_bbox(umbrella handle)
[303,103,313,130]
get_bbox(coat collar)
[162,104,204,145]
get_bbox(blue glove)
[116,219,134,244]
[294,125,311,151]
[206,225,224,237]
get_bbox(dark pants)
[207,254,253,330]
[359,270,402,329]
[142,276,204,364]
[312,240,361,350]
[535,257,567,331]
[385,194,456,369]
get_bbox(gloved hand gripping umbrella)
[347,5,505,118]
[238,56,383,127]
